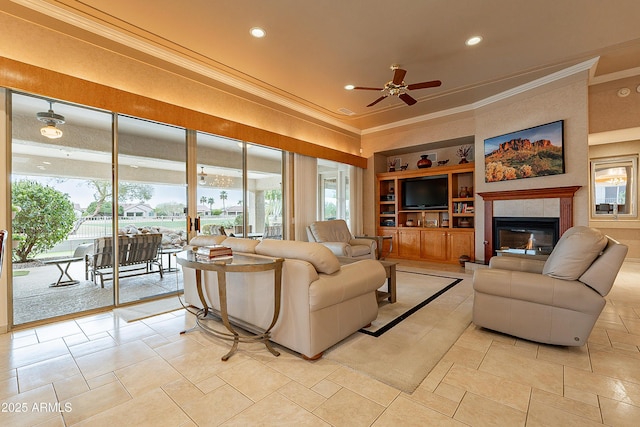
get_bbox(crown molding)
[12,0,363,134]
[590,66,640,85]
[363,58,599,135]
[9,1,604,139]
[589,127,640,145]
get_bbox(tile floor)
[1,261,639,426]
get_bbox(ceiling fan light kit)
[352,64,441,107]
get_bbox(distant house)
[121,203,154,217]
[196,204,210,216]
[226,204,243,216]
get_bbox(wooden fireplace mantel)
[477,186,581,262]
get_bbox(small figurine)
[400,163,409,170]
[437,159,449,166]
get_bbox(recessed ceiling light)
[465,35,483,46]
[250,27,266,38]
[344,84,355,90]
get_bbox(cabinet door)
[398,229,421,259]
[420,230,448,261]
[448,231,474,262]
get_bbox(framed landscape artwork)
[484,120,564,182]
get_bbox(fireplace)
[478,186,580,262]
[493,217,559,256]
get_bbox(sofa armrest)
[489,256,546,273]
[319,242,352,257]
[309,259,386,311]
[349,237,377,252]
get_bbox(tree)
[72,180,153,234]
[207,197,215,209]
[220,191,228,214]
[12,180,76,262]
[199,196,207,206]
[155,202,186,216]
[264,189,282,225]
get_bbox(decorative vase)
[459,186,468,198]
[405,219,415,227]
[417,155,432,169]
[458,156,469,164]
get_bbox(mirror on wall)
[590,155,637,219]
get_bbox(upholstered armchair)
[306,219,376,260]
[473,226,627,346]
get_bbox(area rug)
[114,297,185,322]
[360,271,463,336]
[324,267,473,393]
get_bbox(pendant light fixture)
[36,101,65,139]
[198,167,207,185]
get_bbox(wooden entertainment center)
[376,163,475,263]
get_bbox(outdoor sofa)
[86,233,163,287]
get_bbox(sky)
[14,175,243,209]
[484,120,564,154]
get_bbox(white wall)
[363,73,591,262]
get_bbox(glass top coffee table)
[176,251,284,361]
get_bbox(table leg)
[387,264,397,303]
[217,270,241,361]
[49,262,80,288]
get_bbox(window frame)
[590,155,638,219]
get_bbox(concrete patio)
[12,258,184,325]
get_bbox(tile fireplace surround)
[478,186,581,262]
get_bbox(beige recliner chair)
[306,219,376,260]
[473,226,627,346]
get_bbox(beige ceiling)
[7,0,640,132]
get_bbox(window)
[318,159,351,224]
[591,156,637,218]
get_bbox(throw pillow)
[542,226,608,280]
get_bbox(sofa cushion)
[542,226,608,280]
[309,220,352,244]
[256,239,340,274]
[221,237,259,253]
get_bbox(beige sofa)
[182,235,386,359]
[306,219,377,259]
[473,226,627,346]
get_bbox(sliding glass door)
[11,93,114,325]
[195,132,244,237]
[8,91,285,327]
[116,116,187,304]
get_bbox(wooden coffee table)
[338,257,397,304]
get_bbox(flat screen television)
[401,175,449,210]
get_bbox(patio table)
[42,256,84,287]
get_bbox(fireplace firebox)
[493,217,559,256]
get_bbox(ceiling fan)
[352,64,441,107]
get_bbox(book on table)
[196,245,233,259]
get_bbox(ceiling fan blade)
[392,68,407,85]
[353,86,384,91]
[367,95,388,107]
[399,93,417,106]
[407,80,442,90]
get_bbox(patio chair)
[262,225,282,240]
